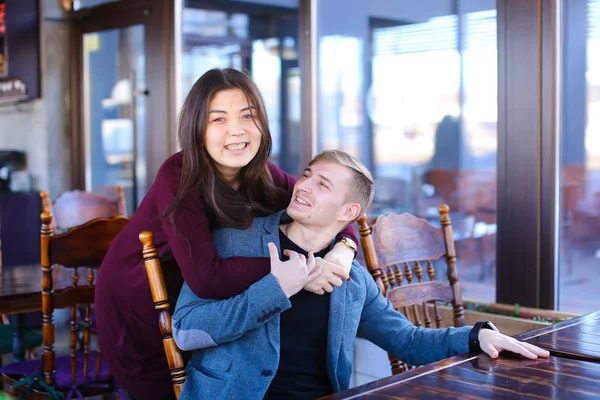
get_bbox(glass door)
[82,25,146,215]
[72,0,174,215]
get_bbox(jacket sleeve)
[356,267,471,366]
[268,162,359,249]
[171,276,291,351]
[154,158,271,299]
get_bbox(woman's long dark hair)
[164,68,286,229]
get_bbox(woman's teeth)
[226,143,246,150]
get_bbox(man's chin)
[286,207,298,220]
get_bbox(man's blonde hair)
[309,150,374,223]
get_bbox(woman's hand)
[303,256,351,295]
[325,241,354,275]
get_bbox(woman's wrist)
[339,237,358,256]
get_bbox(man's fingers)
[505,339,542,360]
[479,341,499,359]
[268,242,280,263]
[520,342,550,357]
[510,343,538,360]
[283,249,300,261]
[307,252,316,270]
[323,283,334,293]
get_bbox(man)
[172,150,549,400]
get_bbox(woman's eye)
[212,117,225,122]
[319,182,328,188]
[243,114,253,119]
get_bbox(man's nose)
[296,179,312,192]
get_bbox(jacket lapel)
[260,211,286,256]
[327,277,348,392]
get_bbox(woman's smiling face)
[204,88,263,183]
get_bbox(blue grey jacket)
[172,210,471,400]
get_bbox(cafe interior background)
[0,0,599,388]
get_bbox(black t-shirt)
[263,229,334,400]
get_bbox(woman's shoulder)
[159,152,184,175]
[267,161,289,180]
[152,152,183,183]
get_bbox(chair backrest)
[357,204,465,375]
[40,211,129,388]
[139,230,186,399]
[40,187,126,231]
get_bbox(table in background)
[324,311,600,399]
[0,264,84,361]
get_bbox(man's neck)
[281,222,339,253]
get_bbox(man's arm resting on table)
[355,265,471,366]
[172,275,290,351]
[356,266,549,363]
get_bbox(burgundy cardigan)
[94,152,358,399]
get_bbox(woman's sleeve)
[156,161,270,300]
[269,163,359,248]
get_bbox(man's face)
[286,159,355,227]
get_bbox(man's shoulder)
[349,261,373,286]
[216,210,284,236]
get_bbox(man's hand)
[478,329,551,359]
[323,241,354,276]
[303,257,350,294]
[268,242,319,298]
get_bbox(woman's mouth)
[225,143,248,151]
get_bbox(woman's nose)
[229,120,245,136]
[229,127,245,136]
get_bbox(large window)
[178,0,302,175]
[316,1,498,304]
[559,0,600,313]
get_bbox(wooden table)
[324,311,600,399]
[0,264,83,361]
[515,311,600,363]
[0,264,81,315]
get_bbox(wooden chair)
[357,204,465,375]
[1,212,128,398]
[140,230,186,399]
[40,186,126,232]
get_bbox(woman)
[95,68,358,400]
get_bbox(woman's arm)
[155,157,271,299]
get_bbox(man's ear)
[341,203,361,222]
